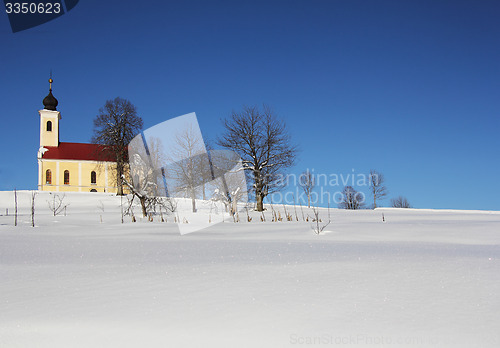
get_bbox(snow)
[1,191,500,347]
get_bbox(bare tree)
[127,136,171,217]
[123,176,177,218]
[209,149,247,215]
[97,200,105,223]
[31,191,37,227]
[338,186,366,210]
[168,125,208,213]
[369,169,388,209]
[217,105,297,211]
[299,169,315,208]
[391,196,412,208]
[14,188,17,227]
[311,202,331,235]
[47,193,68,216]
[200,142,215,201]
[91,97,143,195]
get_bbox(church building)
[37,79,122,193]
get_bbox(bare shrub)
[47,193,68,216]
[338,186,365,210]
[391,196,411,208]
[299,170,315,208]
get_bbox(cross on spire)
[49,70,53,91]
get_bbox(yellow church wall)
[39,110,60,147]
[39,159,128,194]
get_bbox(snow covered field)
[1,191,499,347]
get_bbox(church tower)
[39,78,61,147]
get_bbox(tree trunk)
[116,166,124,195]
[140,196,147,217]
[254,170,265,212]
[256,193,264,212]
[31,191,36,227]
[14,188,18,227]
[191,188,197,212]
[307,195,310,208]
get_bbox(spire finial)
[43,72,58,111]
[49,70,53,91]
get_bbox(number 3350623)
[5,2,62,14]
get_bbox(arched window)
[45,169,52,184]
[91,171,97,184]
[90,189,97,192]
[46,121,52,132]
[64,170,70,185]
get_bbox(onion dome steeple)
[43,78,58,111]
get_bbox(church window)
[64,170,70,185]
[46,169,52,184]
[46,121,52,132]
[91,171,97,184]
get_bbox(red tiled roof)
[42,142,117,162]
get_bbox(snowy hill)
[1,191,499,347]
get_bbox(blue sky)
[1,0,499,210]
